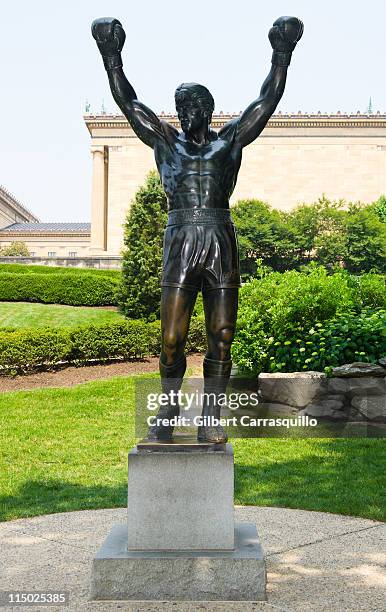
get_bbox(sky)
[0,0,385,222]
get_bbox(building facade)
[0,185,39,229]
[1,113,386,264]
[0,222,91,258]
[0,186,93,260]
[85,112,386,257]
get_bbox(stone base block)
[91,522,266,601]
[127,444,234,551]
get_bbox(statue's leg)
[198,288,239,443]
[148,286,197,440]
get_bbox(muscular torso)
[154,129,242,210]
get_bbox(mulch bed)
[0,354,204,393]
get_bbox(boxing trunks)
[161,208,241,292]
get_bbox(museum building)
[1,112,386,264]
[0,185,91,261]
[0,185,39,228]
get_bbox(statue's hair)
[175,83,215,118]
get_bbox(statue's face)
[176,97,206,134]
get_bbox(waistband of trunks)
[167,208,233,226]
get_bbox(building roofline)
[0,185,40,223]
[84,111,386,134]
[0,222,91,237]
[0,231,91,237]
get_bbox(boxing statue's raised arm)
[219,17,303,148]
[92,18,176,149]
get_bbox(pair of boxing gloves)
[91,16,304,71]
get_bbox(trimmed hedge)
[0,264,120,277]
[0,328,73,370]
[0,272,120,306]
[0,318,207,372]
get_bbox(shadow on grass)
[234,439,385,521]
[1,439,384,522]
[0,479,127,522]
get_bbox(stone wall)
[257,362,385,424]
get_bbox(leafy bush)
[349,273,386,309]
[0,272,119,306]
[233,308,386,375]
[238,266,355,333]
[0,317,207,372]
[232,267,386,374]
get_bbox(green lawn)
[0,375,384,521]
[0,302,124,329]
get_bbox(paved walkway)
[0,507,384,612]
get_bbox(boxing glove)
[91,17,126,70]
[269,16,304,66]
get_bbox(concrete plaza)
[1,506,384,611]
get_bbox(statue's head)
[175,83,214,134]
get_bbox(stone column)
[90,146,108,253]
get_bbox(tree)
[287,203,320,262]
[344,203,386,273]
[232,195,386,275]
[370,195,386,224]
[119,171,167,320]
[232,199,298,277]
[312,197,347,268]
[0,241,30,256]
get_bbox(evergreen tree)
[119,171,167,320]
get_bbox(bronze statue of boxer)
[92,16,303,442]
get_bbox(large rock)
[301,398,344,418]
[327,394,346,405]
[348,377,386,397]
[331,410,349,421]
[257,402,298,416]
[377,357,386,368]
[258,372,326,407]
[332,362,386,378]
[327,378,349,395]
[351,396,386,422]
[347,408,367,422]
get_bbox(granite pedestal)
[127,442,234,551]
[91,437,266,601]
